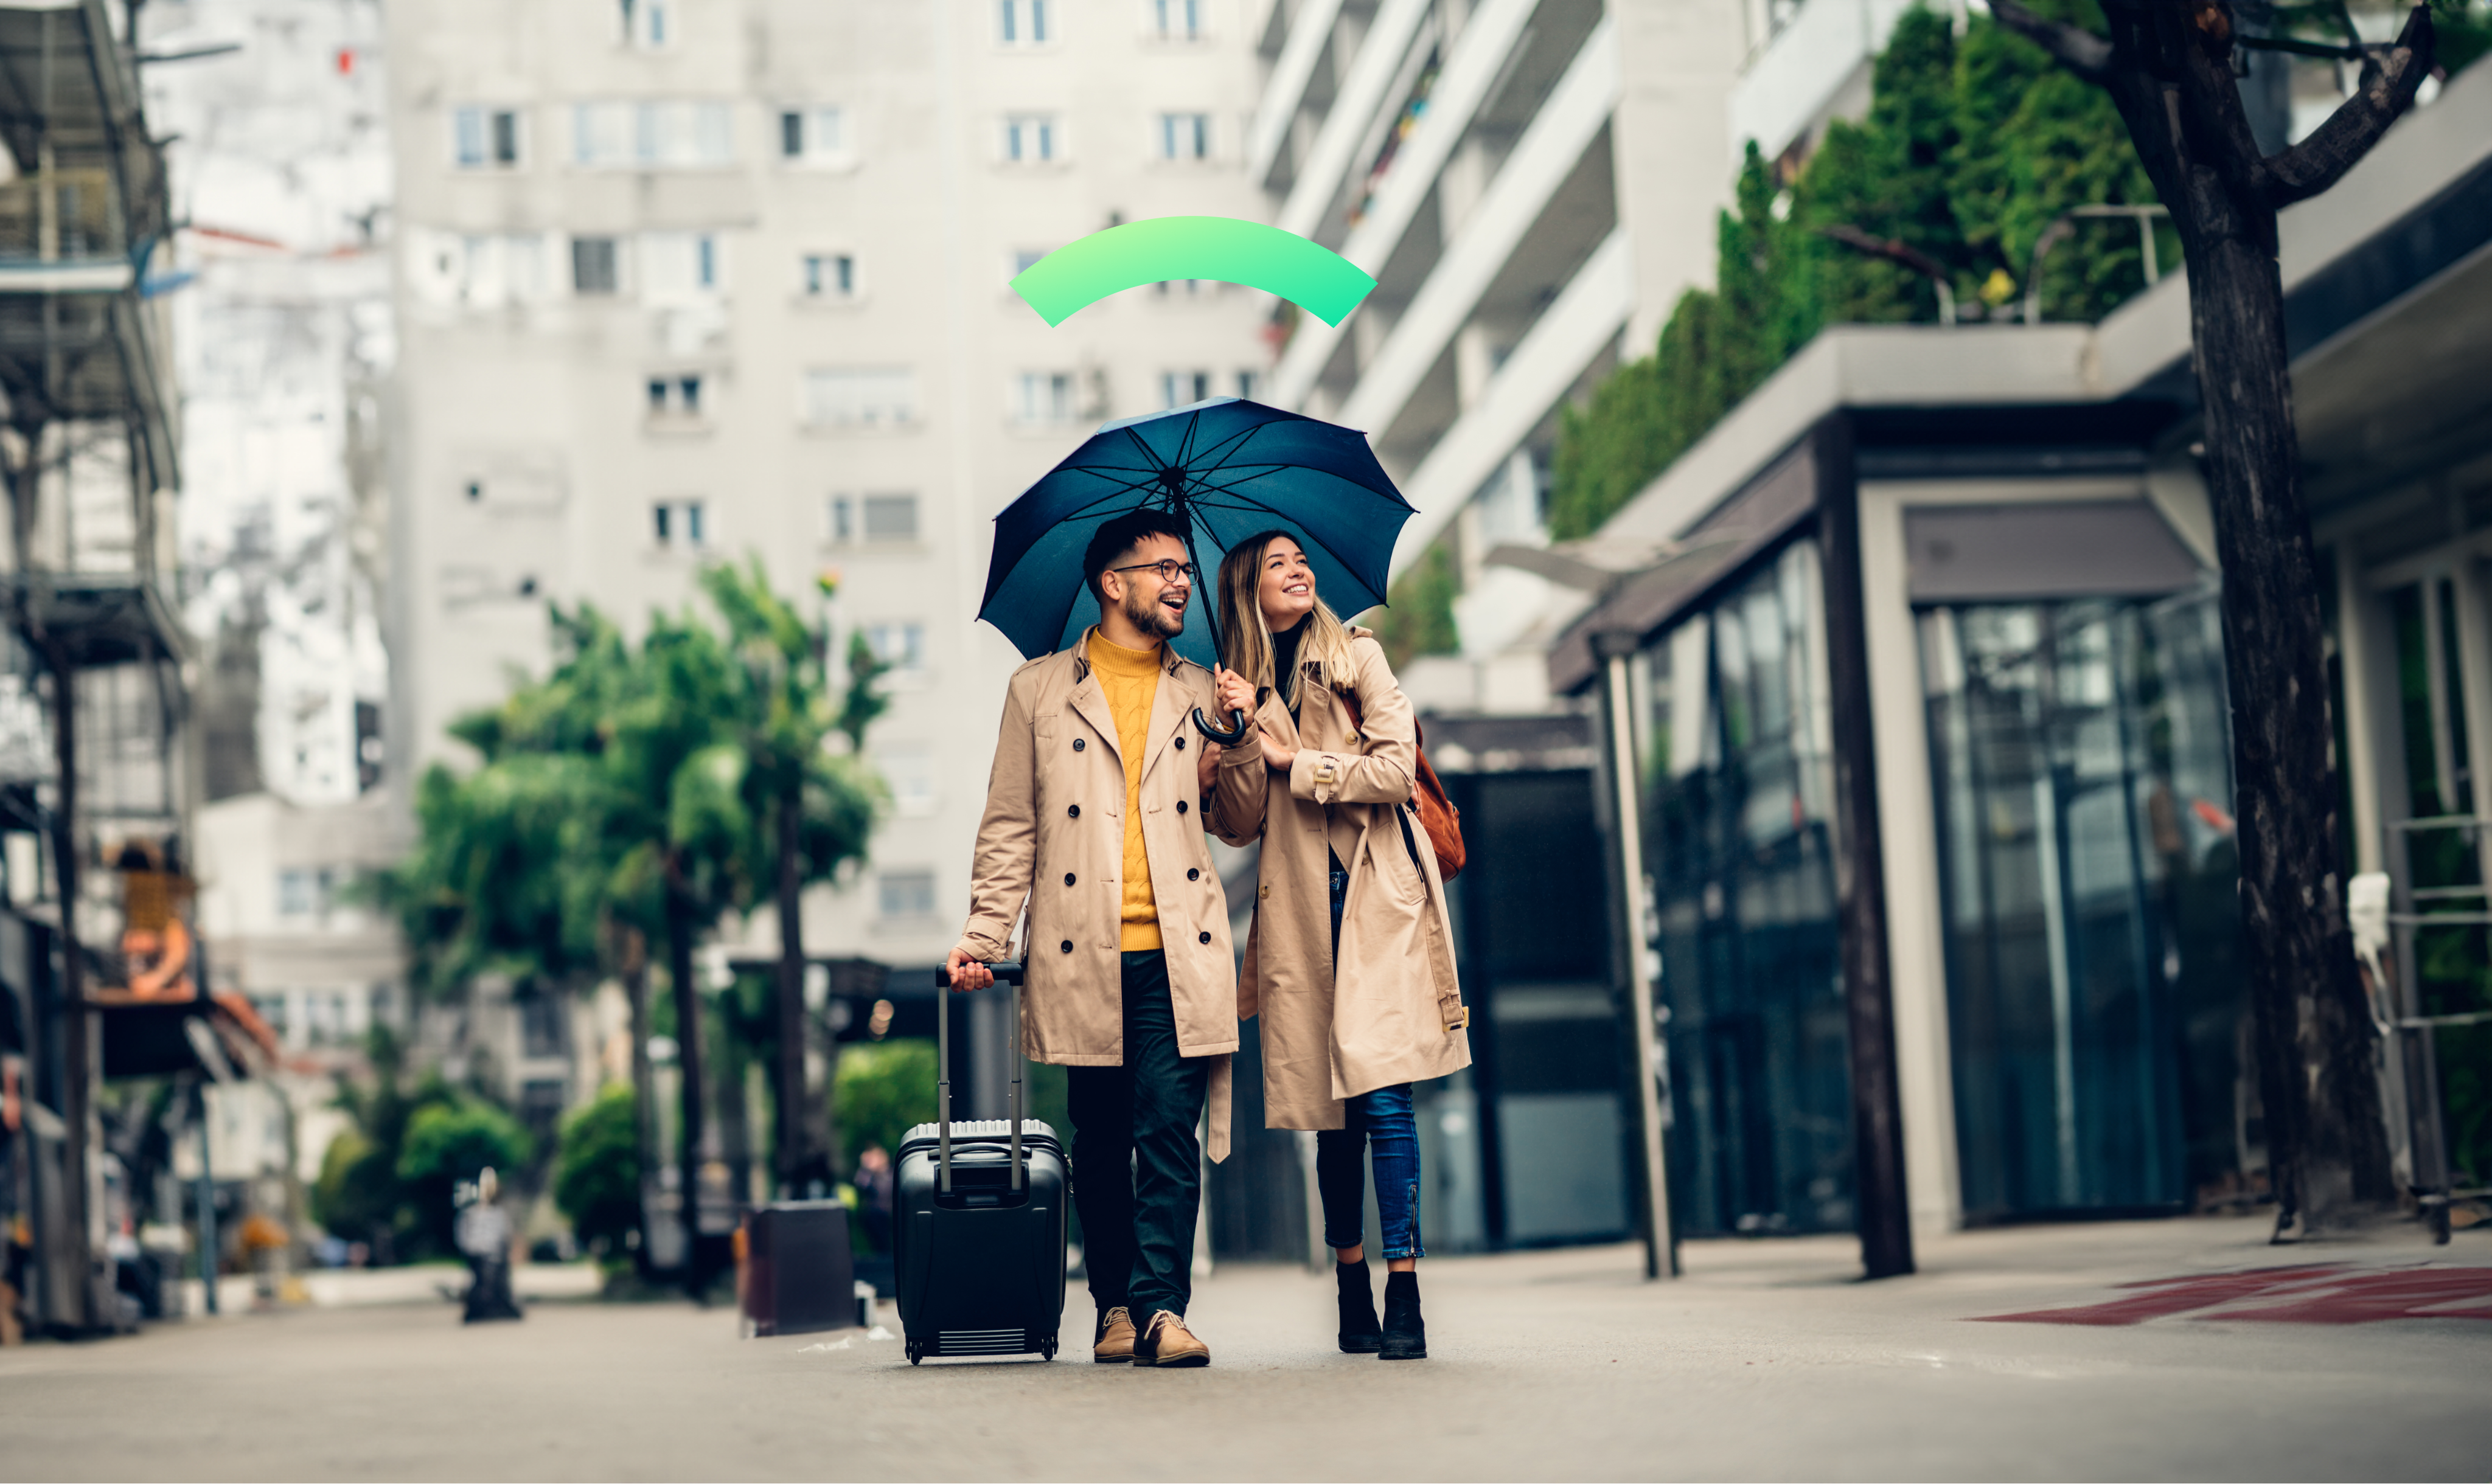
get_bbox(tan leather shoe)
[1093,1306,1136,1364]
[1132,1308,1211,1367]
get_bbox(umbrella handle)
[1191,707,1252,745]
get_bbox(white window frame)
[639,231,725,305]
[573,101,735,170]
[1150,0,1205,40]
[619,0,673,49]
[1013,370,1076,427]
[1159,369,1213,409]
[803,367,920,429]
[646,372,706,421]
[779,106,853,168]
[452,106,524,169]
[800,251,859,301]
[1155,111,1211,161]
[860,493,921,544]
[864,621,928,677]
[1001,113,1060,164]
[997,0,1052,46]
[876,867,938,919]
[652,498,708,549]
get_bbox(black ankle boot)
[1335,1260,1382,1353]
[1379,1271,1426,1359]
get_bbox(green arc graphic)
[1010,216,1376,327]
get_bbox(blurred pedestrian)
[854,1146,894,1253]
[456,1167,522,1323]
[1209,531,1470,1361]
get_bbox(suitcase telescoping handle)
[931,961,1027,1194]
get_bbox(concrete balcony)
[1727,0,1920,164]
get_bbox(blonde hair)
[1217,530,1358,710]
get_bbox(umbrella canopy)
[976,397,1416,670]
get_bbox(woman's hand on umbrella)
[1214,665,1255,718]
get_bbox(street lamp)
[1486,531,1745,1281]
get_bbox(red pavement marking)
[1970,1263,2492,1326]
[2197,1267,2492,1324]
[1971,1264,2347,1326]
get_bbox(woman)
[1208,531,1470,1360]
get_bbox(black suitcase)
[895,961,1069,1364]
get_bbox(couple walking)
[944,510,1470,1369]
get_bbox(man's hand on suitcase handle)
[938,954,1024,993]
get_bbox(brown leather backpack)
[1339,688,1466,882]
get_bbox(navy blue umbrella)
[976,397,1416,735]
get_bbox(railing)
[2383,816,2492,1241]
[0,169,126,262]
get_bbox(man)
[945,509,1236,1368]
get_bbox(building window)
[1015,371,1074,425]
[574,100,734,168]
[1234,369,1260,401]
[1153,0,1203,38]
[426,232,554,306]
[571,235,620,295]
[780,106,847,164]
[519,991,568,1060]
[1003,113,1058,163]
[879,748,937,817]
[652,499,707,548]
[1011,247,1049,278]
[453,106,523,168]
[862,493,920,543]
[647,374,703,418]
[801,252,857,299]
[1156,112,1209,161]
[277,867,339,920]
[1160,370,1211,409]
[865,622,926,674]
[803,367,918,428]
[997,0,1050,44]
[878,869,938,920]
[639,231,722,302]
[829,495,852,543]
[618,0,672,47]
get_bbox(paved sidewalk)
[1,1213,2485,1481]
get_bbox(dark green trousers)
[1067,949,1209,1328]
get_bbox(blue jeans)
[1315,856,1424,1260]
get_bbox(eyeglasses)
[1110,559,1197,585]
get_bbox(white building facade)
[1247,0,1752,707]
[386,0,1273,973]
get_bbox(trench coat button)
[1174,736,1186,749]
[1060,940,1073,954]
[1197,931,1211,944]
[1186,867,1200,881]
[1063,873,1075,887]
[1068,804,1080,818]
[1176,799,1189,815]
[1073,738,1085,752]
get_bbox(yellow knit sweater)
[1087,630,1163,951]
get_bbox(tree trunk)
[2181,219,2396,1232]
[773,785,816,1198]
[47,654,100,1331]
[664,879,709,1296]
[620,928,656,1277]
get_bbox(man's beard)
[1122,583,1185,642]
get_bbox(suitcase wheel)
[1040,1334,1058,1361]
[906,1339,923,1365]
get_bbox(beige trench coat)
[1209,632,1470,1131]
[953,633,1238,1159]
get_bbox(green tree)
[834,1039,938,1170]
[700,560,886,1196]
[554,1083,643,1257]
[1368,538,1461,667]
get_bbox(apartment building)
[385,0,1271,981]
[1246,0,1749,707]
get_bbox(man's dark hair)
[1084,509,1191,606]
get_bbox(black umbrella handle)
[1192,706,1252,745]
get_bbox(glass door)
[1921,588,2238,1218]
